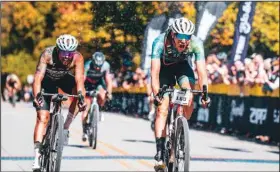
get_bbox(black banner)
[230,2,257,63]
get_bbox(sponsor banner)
[230,2,257,63]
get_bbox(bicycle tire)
[88,106,94,147]
[166,109,175,172]
[89,104,98,149]
[48,113,64,172]
[39,122,52,172]
[174,116,190,172]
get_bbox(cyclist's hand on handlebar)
[106,92,113,101]
[77,91,87,112]
[200,96,211,108]
[33,92,44,108]
[153,94,163,106]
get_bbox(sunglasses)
[58,50,75,61]
[175,33,192,40]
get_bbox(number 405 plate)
[171,89,191,105]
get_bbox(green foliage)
[1,51,37,83]
[210,2,279,56]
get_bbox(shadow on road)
[65,144,89,149]
[267,150,279,155]
[211,146,251,153]
[123,139,155,144]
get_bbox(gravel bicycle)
[34,89,83,172]
[84,90,100,149]
[156,85,209,172]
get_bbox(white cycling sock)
[34,148,40,157]
[64,112,75,130]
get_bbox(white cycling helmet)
[170,17,195,35]
[56,34,78,51]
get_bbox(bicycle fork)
[88,98,98,126]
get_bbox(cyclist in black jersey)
[32,34,87,170]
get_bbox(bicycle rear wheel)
[89,105,98,149]
[48,113,64,172]
[174,116,190,172]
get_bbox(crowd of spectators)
[111,50,279,96]
[203,52,279,92]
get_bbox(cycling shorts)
[85,78,106,96]
[159,60,195,88]
[35,74,76,111]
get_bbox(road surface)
[1,101,279,171]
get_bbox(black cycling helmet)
[92,52,105,67]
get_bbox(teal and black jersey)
[151,32,205,64]
[84,60,110,91]
[151,32,205,86]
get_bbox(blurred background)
[1,0,279,162]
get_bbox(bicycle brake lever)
[77,90,84,104]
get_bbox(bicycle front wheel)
[174,116,190,172]
[89,104,99,149]
[48,113,64,172]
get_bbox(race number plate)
[171,89,191,105]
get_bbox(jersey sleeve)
[151,35,164,60]
[191,37,205,61]
[103,61,110,73]
[84,60,91,76]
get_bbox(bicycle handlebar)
[158,84,208,101]
[39,89,81,102]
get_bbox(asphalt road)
[1,101,279,171]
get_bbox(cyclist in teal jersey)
[151,17,211,171]
[81,52,112,141]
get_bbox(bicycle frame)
[38,89,80,172]
[87,90,99,123]
[158,85,208,172]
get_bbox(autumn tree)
[210,2,279,57]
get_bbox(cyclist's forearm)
[107,82,112,94]
[151,59,161,95]
[151,76,160,95]
[197,72,208,90]
[197,67,208,90]
[105,73,112,94]
[75,56,86,97]
[196,60,208,90]
[33,78,42,97]
[76,78,86,97]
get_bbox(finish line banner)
[230,2,256,63]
